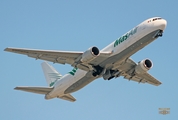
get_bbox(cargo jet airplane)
[5,17,167,102]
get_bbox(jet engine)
[81,46,100,63]
[135,59,153,74]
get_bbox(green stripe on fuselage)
[68,68,78,76]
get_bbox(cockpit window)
[153,18,162,21]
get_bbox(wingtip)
[4,47,15,52]
[4,47,20,52]
[156,82,162,86]
[14,87,18,90]
[4,47,9,51]
[14,86,22,90]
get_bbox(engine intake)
[81,46,100,63]
[135,59,153,74]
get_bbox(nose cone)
[156,19,167,30]
[160,19,167,30]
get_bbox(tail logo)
[48,73,62,87]
[50,80,57,87]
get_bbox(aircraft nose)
[161,19,167,30]
[156,19,167,30]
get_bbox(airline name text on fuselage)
[114,27,138,47]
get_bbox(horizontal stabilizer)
[14,86,53,94]
[58,94,76,102]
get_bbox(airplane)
[4,17,167,102]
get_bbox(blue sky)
[1,0,177,119]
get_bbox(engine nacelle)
[81,46,100,63]
[135,59,153,74]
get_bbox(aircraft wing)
[14,86,53,94]
[58,94,76,102]
[4,47,112,70]
[118,58,162,86]
[4,47,83,65]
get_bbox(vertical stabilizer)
[41,62,62,87]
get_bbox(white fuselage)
[45,17,167,99]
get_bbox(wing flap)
[139,72,162,86]
[14,86,53,94]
